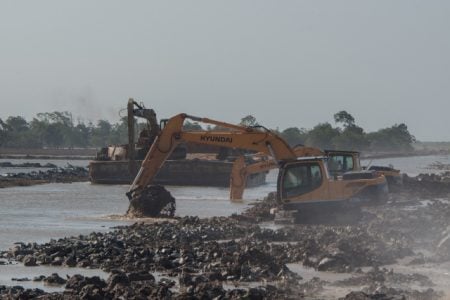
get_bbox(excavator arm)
[127,113,296,200]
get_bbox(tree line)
[0,110,415,152]
[275,111,415,152]
[0,112,128,149]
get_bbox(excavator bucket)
[127,185,176,218]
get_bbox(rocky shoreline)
[0,165,89,188]
[1,176,450,299]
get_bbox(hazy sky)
[1,1,449,141]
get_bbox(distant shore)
[0,147,96,160]
[1,147,449,161]
[361,149,450,159]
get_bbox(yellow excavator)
[230,148,400,200]
[127,113,388,222]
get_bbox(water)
[0,155,448,293]
[0,182,130,250]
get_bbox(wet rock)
[127,271,155,282]
[33,275,46,282]
[335,267,435,289]
[43,273,67,286]
[9,244,33,257]
[107,271,130,289]
[237,192,278,222]
[65,274,107,291]
[11,277,30,282]
[339,291,404,300]
[79,284,106,300]
[0,286,46,299]
[23,254,37,266]
[63,255,77,267]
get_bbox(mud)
[1,173,450,298]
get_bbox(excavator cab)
[279,159,325,200]
[325,151,360,177]
[277,157,388,223]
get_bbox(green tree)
[2,116,42,147]
[71,123,91,147]
[109,117,128,145]
[332,125,369,150]
[44,123,65,148]
[305,123,340,149]
[367,123,415,152]
[334,110,355,128]
[183,120,203,131]
[30,112,75,148]
[280,127,307,147]
[5,116,28,132]
[240,115,259,127]
[90,120,113,147]
[0,119,7,146]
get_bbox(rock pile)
[0,162,58,168]
[0,165,88,188]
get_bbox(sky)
[0,1,449,141]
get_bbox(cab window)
[328,155,354,174]
[281,163,322,198]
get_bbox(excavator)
[127,113,388,222]
[229,148,400,200]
